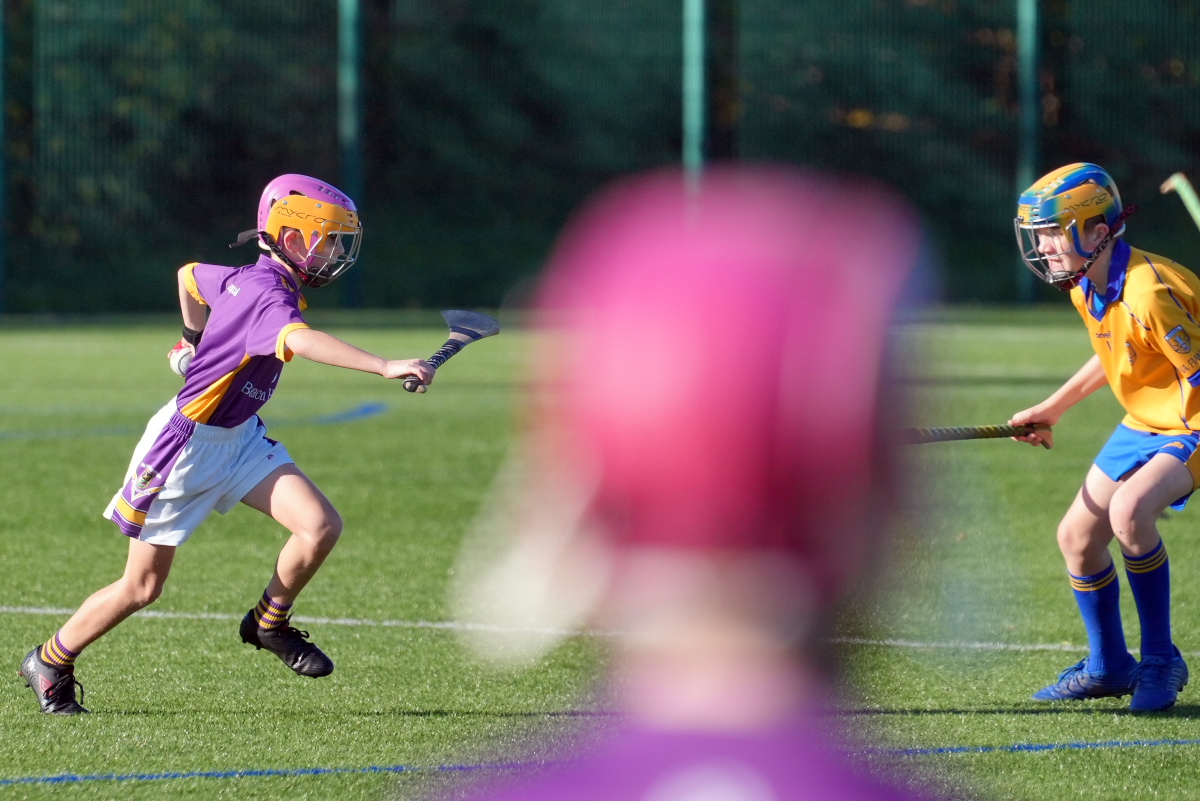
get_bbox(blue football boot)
[1130,648,1188,712]
[1032,655,1139,701]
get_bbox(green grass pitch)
[846,306,1200,800]
[0,313,606,800]
[4,308,1200,800]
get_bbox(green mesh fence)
[3,0,1199,312]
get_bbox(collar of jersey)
[258,254,302,293]
[1079,239,1131,321]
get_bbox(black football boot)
[18,648,89,714]
[239,611,334,677]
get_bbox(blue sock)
[1070,562,1131,672]
[1124,540,1174,659]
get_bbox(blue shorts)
[1094,424,1200,510]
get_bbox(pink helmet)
[532,167,922,603]
[234,174,362,288]
[256,174,357,232]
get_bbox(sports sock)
[1123,540,1174,659]
[1070,562,1131,672]
[252,592,292,631]
[38,632,79,671]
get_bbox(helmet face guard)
[1014,163,1125,291]
[262,193,361,288]
[1014,219,1087,290]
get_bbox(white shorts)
[104,398,294,547]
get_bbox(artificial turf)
[0,314,606,800]
[6,307,1200,800]
[844,305,1200,800]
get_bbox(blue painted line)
[865,737,1200,757]
[0,403,390,440]
[0,761,523,787]
[311,402,389,425]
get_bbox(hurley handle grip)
[403,339,465,392]
[903,423,1051,447]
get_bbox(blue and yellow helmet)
[1015,163,1125,288]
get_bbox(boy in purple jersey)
[19,174,434,714]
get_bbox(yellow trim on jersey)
[116,497,148,527]
[181,262,207,306]
[179,354,253,423]
[276,323,310,362]
[298,294,308,312]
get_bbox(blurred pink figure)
[453,166,935,801]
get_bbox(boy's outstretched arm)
[285,327,435,389]
[1008,354,1108,449]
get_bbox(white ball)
[169,345,194,378]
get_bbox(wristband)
[182,326,203,347]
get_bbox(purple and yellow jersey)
[175,254,309,428]
[1071,240,1200,435]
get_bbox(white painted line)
[0,605,588,637]
[1,607,1188,657]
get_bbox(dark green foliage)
[3,1,1200,310]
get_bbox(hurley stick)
[403,310,501,392]
[904,423,1051,448]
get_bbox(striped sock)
[1124,540,1174,659]
[1069,562,1130,673]
[252,592,292,631]
[39,632,79,671]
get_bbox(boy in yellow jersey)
[1010,162,1197,711]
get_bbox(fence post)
[339,0,363,307]
[1015,0,1040,303]
[683,0,705,185]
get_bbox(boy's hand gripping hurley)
[403,310,501,392]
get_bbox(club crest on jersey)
[1166,326,1192,355]
[1126,342,1137,366]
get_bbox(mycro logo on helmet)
[1166,325,1192,355]
[1064,190,1110,213]
[276,206,331,226]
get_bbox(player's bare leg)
[236,463,341,677]
[1108,452,1191,710]
[20,539,174,714]
[1108,452,1192,557]
[1056,464,1121,576]
[57,539,177,652]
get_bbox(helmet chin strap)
[1051,204,1137,291]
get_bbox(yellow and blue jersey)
[1071,240,1200,435]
